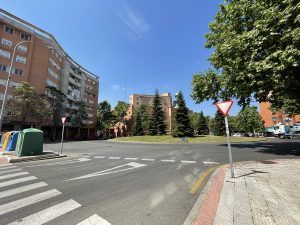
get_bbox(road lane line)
[77,214,111,225]
[24,158,91,168]
[0,182,48,199]
[108,157,121,159]
[0,165,17,171]
[0,189,61,216]
[142,158,155,161]
[190,167,217,194]
[93,156,106,159]
[8,199,81,225]
[161,159,175,163]
[0,176,37,188]
[203,161,219,165]
[124,158,137,160]
[0,168,22,175]
[181,160,197,164]
[0,172,29,180]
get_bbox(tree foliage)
[236,106,264,133]
[214,110,226,136]
[172,91,194,137]
[139,104,150,134]
[190,111,209,135]
[148,90,166,135]
[96,101,115,134]
[132,109,144,136]
[113,101,129,124]
[191,0,300,111]
[70,101,88,127]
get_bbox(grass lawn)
[112,135,267,144]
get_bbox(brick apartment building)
[259,102,300,128]
[113,93,173,137]
[0,9,99,139]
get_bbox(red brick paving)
[193,166,227,225]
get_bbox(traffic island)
[3,151,66,163]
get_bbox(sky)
[1,0,255,116]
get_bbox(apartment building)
[0,9,99,139]
[259,102,300,128]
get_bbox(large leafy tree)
[113,101,129,124]
[191,0,300,111]
[237,106,264,133]
[190,111,209,135]
[96,101,115,136]
[172,91,194,137]
[71,101,88,127]
[214,110,226,136]
[148,90,166,135]
[46,86,66,127]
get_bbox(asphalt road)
[0,139,299,225]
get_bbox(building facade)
[259,102,300,128]
[0,9,99,139]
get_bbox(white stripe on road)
[124,158,137,160]
[0,189,61,216]
[93,156,106,159]
[8,199,81,225]
[0,168,22,175]
[108,157,121,159]
[142,158,155,161]
[24,158,91,168]
[0,165,17,171]
[0,176,37,188]
[0,182,48,199]
[181,160,197,164]
[77,214,111,225]
[0,172,29,180]
[161,159,175,163]
[203,161,219,165]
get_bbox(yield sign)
[61,117,66,124]
[215,100,234,116]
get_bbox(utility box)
[15,128,43,156]
[6,132,19,152]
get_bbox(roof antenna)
[124,76,127,103]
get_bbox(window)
[0,49,10,59]
[20,33,30,41]
[0,64,7,72]
[48,68,60,80]
[13,68,23,76]
[16,55,26,64]
[18,45,27,52]
[46,78,59,89]
[1,38,12,47]
[49,58,61,70]
[4,26,14,34]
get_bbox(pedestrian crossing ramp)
[0,164,111,225]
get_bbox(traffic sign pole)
[225,116,234,178]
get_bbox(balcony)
[82,120,93,125]
[87,113,93,118]
[69,77,81,87]
[70,69,82,80]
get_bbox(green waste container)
[15,128,43,156]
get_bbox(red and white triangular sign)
[215,100,234,116]
[61,117,67,124]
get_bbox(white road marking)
[0,165,17,171]
[161,159,175,163]
[77,214,111,225]
[124,157,137,160]
[203,161,219,165]
[0,172,29,180]
[93,156,106,159]
[0,182,48,199]
[181,160,197,164]
[0,176,37,188]
[8,199,81,225]
[67,162,146,181]
[142,158,155,161]
[0,168,22,175]
[24,158,91,168]
[108,157,121,159]
[0,189,61,216]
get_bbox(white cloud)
[116,2,150,40]
[111,84,121,91]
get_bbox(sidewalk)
[192,159,300,225]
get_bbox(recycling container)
[0,132,8,147]
[2,131,12,150]
[15,128,43,156]
[6,131,19,152]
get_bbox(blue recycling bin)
[6,131,19,152]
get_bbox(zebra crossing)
[0,164,111,225]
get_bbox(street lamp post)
[0,41,53,132]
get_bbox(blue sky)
[1,0,254,116]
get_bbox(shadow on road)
[219,141,300,156]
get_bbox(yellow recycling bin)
[1,132,11,150]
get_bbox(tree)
[191,0,300,111]
[132,109,144,136]
[113,101,129,124]
[96,101,115,137]
[228,116,239,134]
[236,106,264,134]
[190,112,200,134]
[172,91,193,137]
[190,111,209,135]
[148,90,166,135]
[7,82,52,128]
[139,104,150,134]
[71,101,88,127]
[214,110,226,136]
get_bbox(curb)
[183,165,228,225]
[1,151,66,163]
